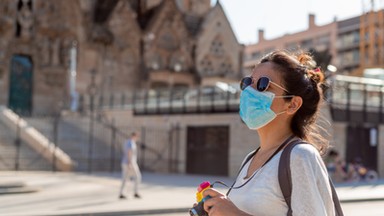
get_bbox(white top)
[121,139,137,164]
[228,144,335,216]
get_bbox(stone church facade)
[0,0,243,115]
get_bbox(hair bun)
[307,68,324,84]
[297,53,316,68]
[296,52,324,84]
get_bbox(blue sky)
[212,0,382,44]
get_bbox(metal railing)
[78,76,384,118]
[79,84,241,115]
[329,75,384,123]
[76,75,384,118]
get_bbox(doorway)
[346,125,378,170]
[9,54,33,116]
[186,126,229,176]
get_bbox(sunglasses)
[240,76,290,93]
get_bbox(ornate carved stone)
[170,51,188,72]
[39,37,51,66]
[51,38,60,66]
[17,0,34,39]
[157,27,179,51]
[0,0,242,115]
[145,51,163,70]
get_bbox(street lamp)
[324,65,337,101]
[69,41,78,112]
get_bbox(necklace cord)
[226,134,296,195]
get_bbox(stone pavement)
[0,171,383,216]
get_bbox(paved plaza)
[0,171,383,216]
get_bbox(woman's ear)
[286,96,302,115]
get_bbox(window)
[285,42,298,51]
[210,40,224,56]
[200,57,214,75]
[301,39,313,49]
[317,34,330,45]
[251,51,261,60]
[264,47,275,55]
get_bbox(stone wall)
[104,106,340,177]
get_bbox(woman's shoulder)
[290,143,328,176]
[290,142,322,161]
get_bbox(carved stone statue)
[17,0,33,39]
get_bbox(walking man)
[119,132,142,199]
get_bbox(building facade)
[0,0,243,116]
[244,10,384,77]
[243,14,338,74]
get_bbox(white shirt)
[228,144,335,216]
[122,139,137,164]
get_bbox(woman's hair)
[260,50,329,154]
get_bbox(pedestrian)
[201,50,338,215]
[119,131,142,199]
[325,149,348,183]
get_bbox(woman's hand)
[202,188,250,216]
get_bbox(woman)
[203,50,335,215]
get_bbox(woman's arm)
[290,144,335,216]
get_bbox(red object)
[197,181,210,192]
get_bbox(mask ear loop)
[274,95,295,116]
[275,110,287,115]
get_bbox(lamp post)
[87,69,97,173]
[324,64,338,101]
[69,41,78,112]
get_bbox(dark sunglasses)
[240,76,290,93]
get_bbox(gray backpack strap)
[278,140,344,216]
[278,140,302,216]
[328,175,344,216]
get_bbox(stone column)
[378,125,384,177]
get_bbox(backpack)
[233,140,344,216]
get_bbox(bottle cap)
[197,181,210,192]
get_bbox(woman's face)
[250,62,290,116]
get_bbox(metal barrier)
[0,110,182,173]
[329,75,384,123]
[79,84,241,115]
[77,77,384,118]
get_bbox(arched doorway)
[8,54,33,116]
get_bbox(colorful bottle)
[196,181,211,202]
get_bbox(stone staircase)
[25,114,122,172]
[0,181,39,195]
[0,120,52,171]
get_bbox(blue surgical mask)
[239,86,284,130]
